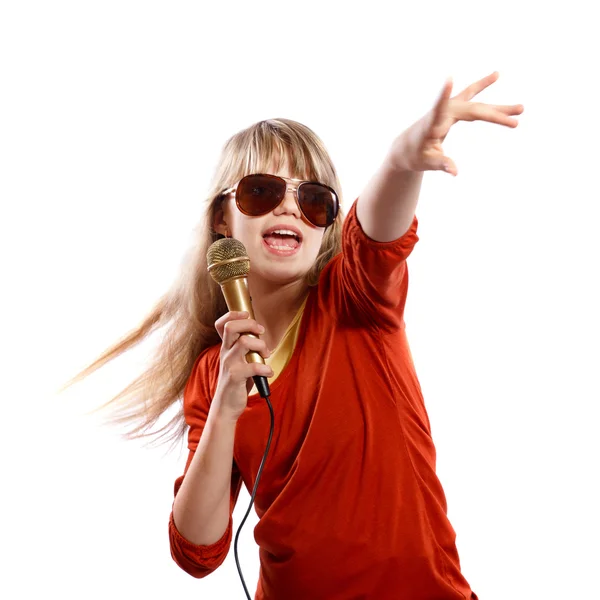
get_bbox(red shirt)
[169,199,478,599]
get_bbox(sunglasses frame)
[220,173,339,228]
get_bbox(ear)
[213,204,230,237]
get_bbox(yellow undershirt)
[248,293,309,396]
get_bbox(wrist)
[382,152,424,180]
[386,116,430,173]
[385,139,416,174]
[210,395,243,424]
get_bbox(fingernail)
[258,325,265,333]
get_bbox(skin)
[213,155,324,352]
[171,72,524,546]
[357,71,524,242]
[215,71,524,351]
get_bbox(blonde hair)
[58,118,345,451]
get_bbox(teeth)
[266,242,296,251]
[266,229,300,241]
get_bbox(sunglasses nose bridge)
[278,180,297,201]
[282,182,298,196]
[276,182,303,215]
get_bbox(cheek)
[305,231,325,258]
[233,217,261,245]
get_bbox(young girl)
[64,71,522,599]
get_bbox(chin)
[252,264,309,285]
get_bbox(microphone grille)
[206,238,250,284]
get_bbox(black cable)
[234,394,274,599]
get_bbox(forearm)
[172,400,239,546]
[356,151,423,243]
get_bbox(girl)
[63,71,523,599]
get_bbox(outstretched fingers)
[454,102,523,127]
[455,71,500,101]
[427,78,454,140]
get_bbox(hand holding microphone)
[213,311,273,418]
[207,237,272,403]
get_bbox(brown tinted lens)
[236,175,286,216]
[298,183,338,227]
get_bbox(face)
[216,156,326,286]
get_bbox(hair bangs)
[58,117,345,450]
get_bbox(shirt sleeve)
[321,197,419,331]
[168,348,243,579]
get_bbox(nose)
[273,186,302,219]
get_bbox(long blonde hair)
[58,118,345,451]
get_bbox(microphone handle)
[221,276,271,399]
[252,375,271,399]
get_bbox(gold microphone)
[207,238,270,398]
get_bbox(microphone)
[206,237,271,399]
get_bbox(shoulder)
[183,344,221,413]
[312,198,419,332]
[190,343,220,376]
[344,198,419,251]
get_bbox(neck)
[247,276,309,352]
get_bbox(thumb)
[439,156,458,176]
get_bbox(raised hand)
[389,71,524,176]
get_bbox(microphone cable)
[233,393,274,600]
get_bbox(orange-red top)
[169,199,478,600]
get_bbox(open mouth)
[262,228,302,251]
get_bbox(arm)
[169,351,244,578]
[356,162,423,243]
[172,402,240,546]
[357,72,523,242]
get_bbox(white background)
[1,1,599,599]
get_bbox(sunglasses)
[221,173,339,228]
